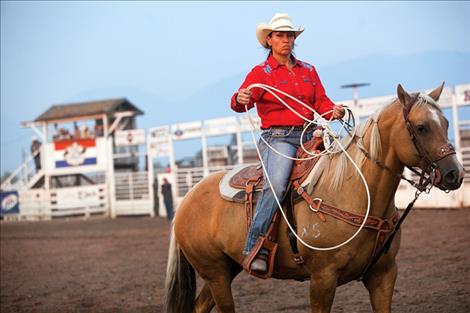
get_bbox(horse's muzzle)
[435,154,465,191]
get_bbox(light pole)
[341,82,370,108]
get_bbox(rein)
[358,95,455,193]
[359,94,456,280]
[244,84,456,278]
[245,83,373,252]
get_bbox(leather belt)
[263,125,306,131]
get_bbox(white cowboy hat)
[256,13,304,48]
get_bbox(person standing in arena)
[161,178,174,221]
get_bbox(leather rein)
[358,94,456,278]
[357,94,456,193]
[271,94,456,280]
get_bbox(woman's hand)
[236,89,252,106]
[333,104,345,119]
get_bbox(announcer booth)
[1,98,154,220]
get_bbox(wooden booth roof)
[34,98,144,122]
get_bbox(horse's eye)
[416,124,427,134]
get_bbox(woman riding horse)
[231,13,345,273]
[165,80,464,312]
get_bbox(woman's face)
[267,31,295,56]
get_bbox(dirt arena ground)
[1,209,469,313]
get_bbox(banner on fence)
[1,191,20,216]
[54,139,97,168]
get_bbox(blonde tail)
[163,225,196,313]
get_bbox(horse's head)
[392,83,465,191]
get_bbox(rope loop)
[244,83,371,251]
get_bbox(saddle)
[229,135,325,191]
[227,135,325,279]
[220,132,401,281]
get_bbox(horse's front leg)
[362,258,398,313]
[309,269,338,313]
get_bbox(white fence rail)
[174,165,237,197]
[114,171,153,215]
[2,185,108,221]
[49,185,108,217]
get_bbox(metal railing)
[174,165,238,197]
[1,150,43,191]
[114,171,150,200]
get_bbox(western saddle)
[229,135,325,278]
[228,134,399,280]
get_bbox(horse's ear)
[397,84,413,109]
[428,81,445,102]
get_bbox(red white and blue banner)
[1,191,20,216]
[54,139,97,168]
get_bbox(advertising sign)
[455,83,470,105]
[0,191,20,216]
[204,117,238,136]
[115,129,146,146]
[55,186,101,209]
[171,121,202,140]
[149,126,171,156]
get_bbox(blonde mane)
[329,109,383,191]
[307,105,386,193]
[307,93,439,193]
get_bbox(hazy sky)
[1,1,470,173]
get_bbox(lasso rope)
[244,83,371,251]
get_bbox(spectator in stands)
[80,125,90,138]
[161,178,174,221]
[94,119,104,137]
[73,122,81,140]
[30,136,42,172]
[53,123,60,141]
[59,127,71,140]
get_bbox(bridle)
[358,94,456,193]
[401,94,456,191]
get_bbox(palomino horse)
[164,83,465,313]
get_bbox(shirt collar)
[267,54,299,70]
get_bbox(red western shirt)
[231,54,336,129]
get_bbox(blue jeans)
[164,198,174,221]
[243,127,312,255]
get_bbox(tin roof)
[34,98,144,122]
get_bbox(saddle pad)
[219,156,328,203]
[219,164,261,203]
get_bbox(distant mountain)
[319,51,470,101]
[2,51,469,174]
[170,51,470,124]
[73,51,469,128]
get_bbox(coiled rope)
[244,83,371,251]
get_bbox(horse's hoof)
[250,257,268,273]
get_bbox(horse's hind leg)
[363,260,397,313]
[194,284,214,313]
[194,259,242,313]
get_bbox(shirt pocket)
[300,75,316,100]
